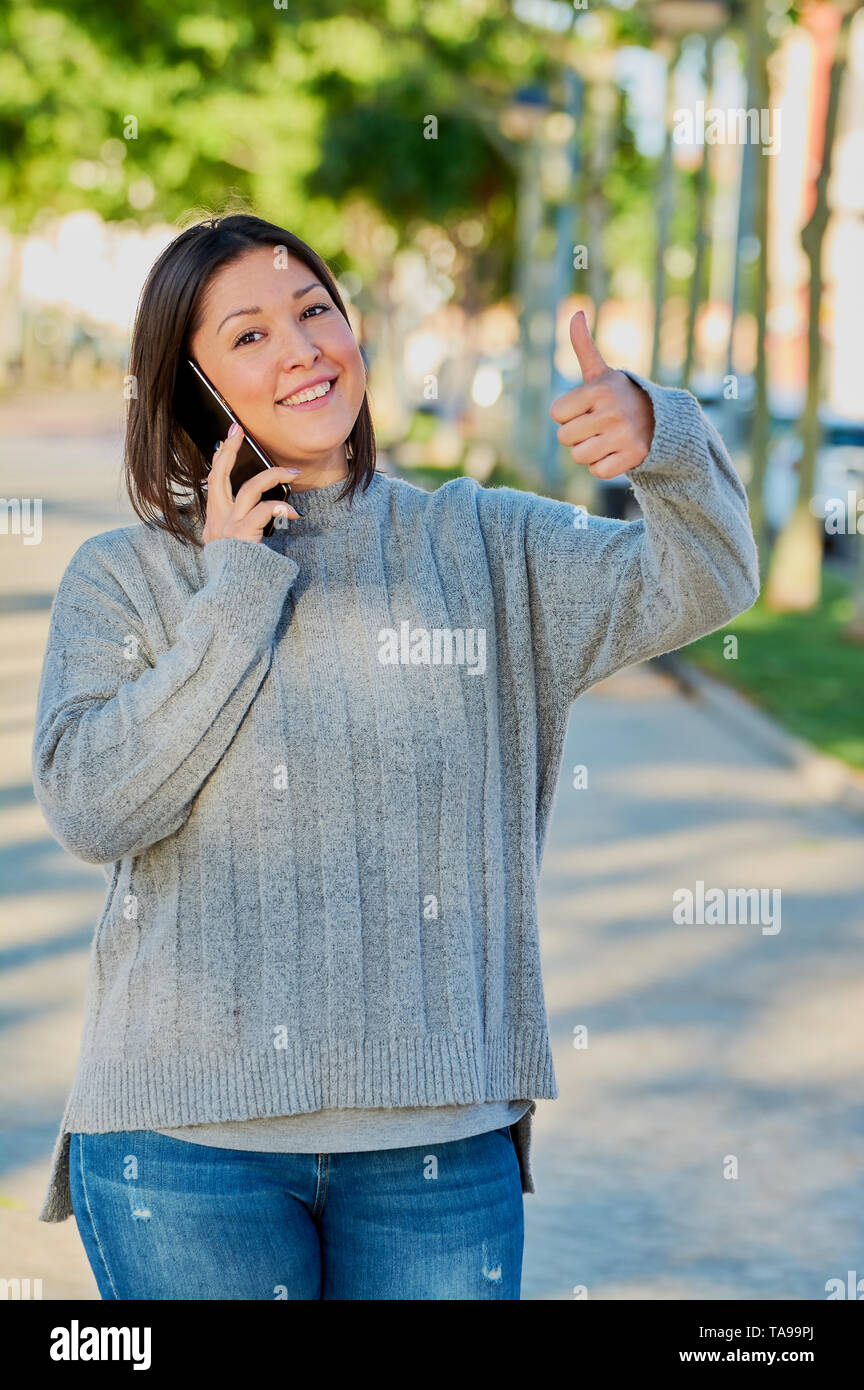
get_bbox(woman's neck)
[276,443,350,493]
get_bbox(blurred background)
[1,0,863,1301]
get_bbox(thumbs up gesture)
[549,311,655,478]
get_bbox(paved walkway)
[1,393,862,1299]
[523,662,863,1299]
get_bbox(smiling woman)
[188,247,366,485]
[122,214,377,547]
[32,209,759,1302]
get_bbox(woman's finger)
[231,464,301,515]
[556,411,615,449]
[203,424,257,543]
[226,497,302,540]
[588,452,630,480]
[206,425,250,528]
[207,424,245,512]
[569,429,626,467]
[549,380,605,426]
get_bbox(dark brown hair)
[123,211,376,547]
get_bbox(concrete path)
[524,662,864,1300]
[1,392,133,1298]
[1,393,862,1299]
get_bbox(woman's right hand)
[202,423,302,544]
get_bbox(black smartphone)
[174,358,300,536]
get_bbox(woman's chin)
[270,422,351,457]
[261,431,350,469]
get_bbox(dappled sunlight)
[551,1023,722,1083]
[724,975,864,1085]
[540,932,752,1012]
[542,819,864,900]
[543,818,768,883]
[531,1049,859,1282]
[0,892,103,953]
[0,800,63,848]
[606,759,830,808]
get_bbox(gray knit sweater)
[32,372,759,1221]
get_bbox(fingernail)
[214,441,222,453]
[228,421,240,437]
[287,468,301,475]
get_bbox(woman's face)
[188,246,366,478]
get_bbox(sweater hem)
[38,1029,557,1221]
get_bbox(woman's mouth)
[276,378,337,411]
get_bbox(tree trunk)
[764,2,856,611]
[586,75,615,341]
[720,45,755,484]
[682,32,717,390]
[747,0,771,561]
[650,37,681,382]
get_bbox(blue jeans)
[69,1126,524,1300]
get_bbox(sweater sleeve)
[32,533,300,865]
[515,373,761,707]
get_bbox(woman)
[32,212,759,1300]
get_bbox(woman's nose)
[275,325,321,370]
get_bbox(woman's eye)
[232,306,329,346]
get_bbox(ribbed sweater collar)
[285,469,389,533]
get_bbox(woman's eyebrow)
[216,284,327,336]
[217,305,260,334]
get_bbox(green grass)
[682,570,864,769]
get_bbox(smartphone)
[174,358,300,536]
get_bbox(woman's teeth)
[280,380,333,406]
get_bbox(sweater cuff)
[620,370,708,491]
[200,537,300,639]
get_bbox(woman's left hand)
[549,310,655,478]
